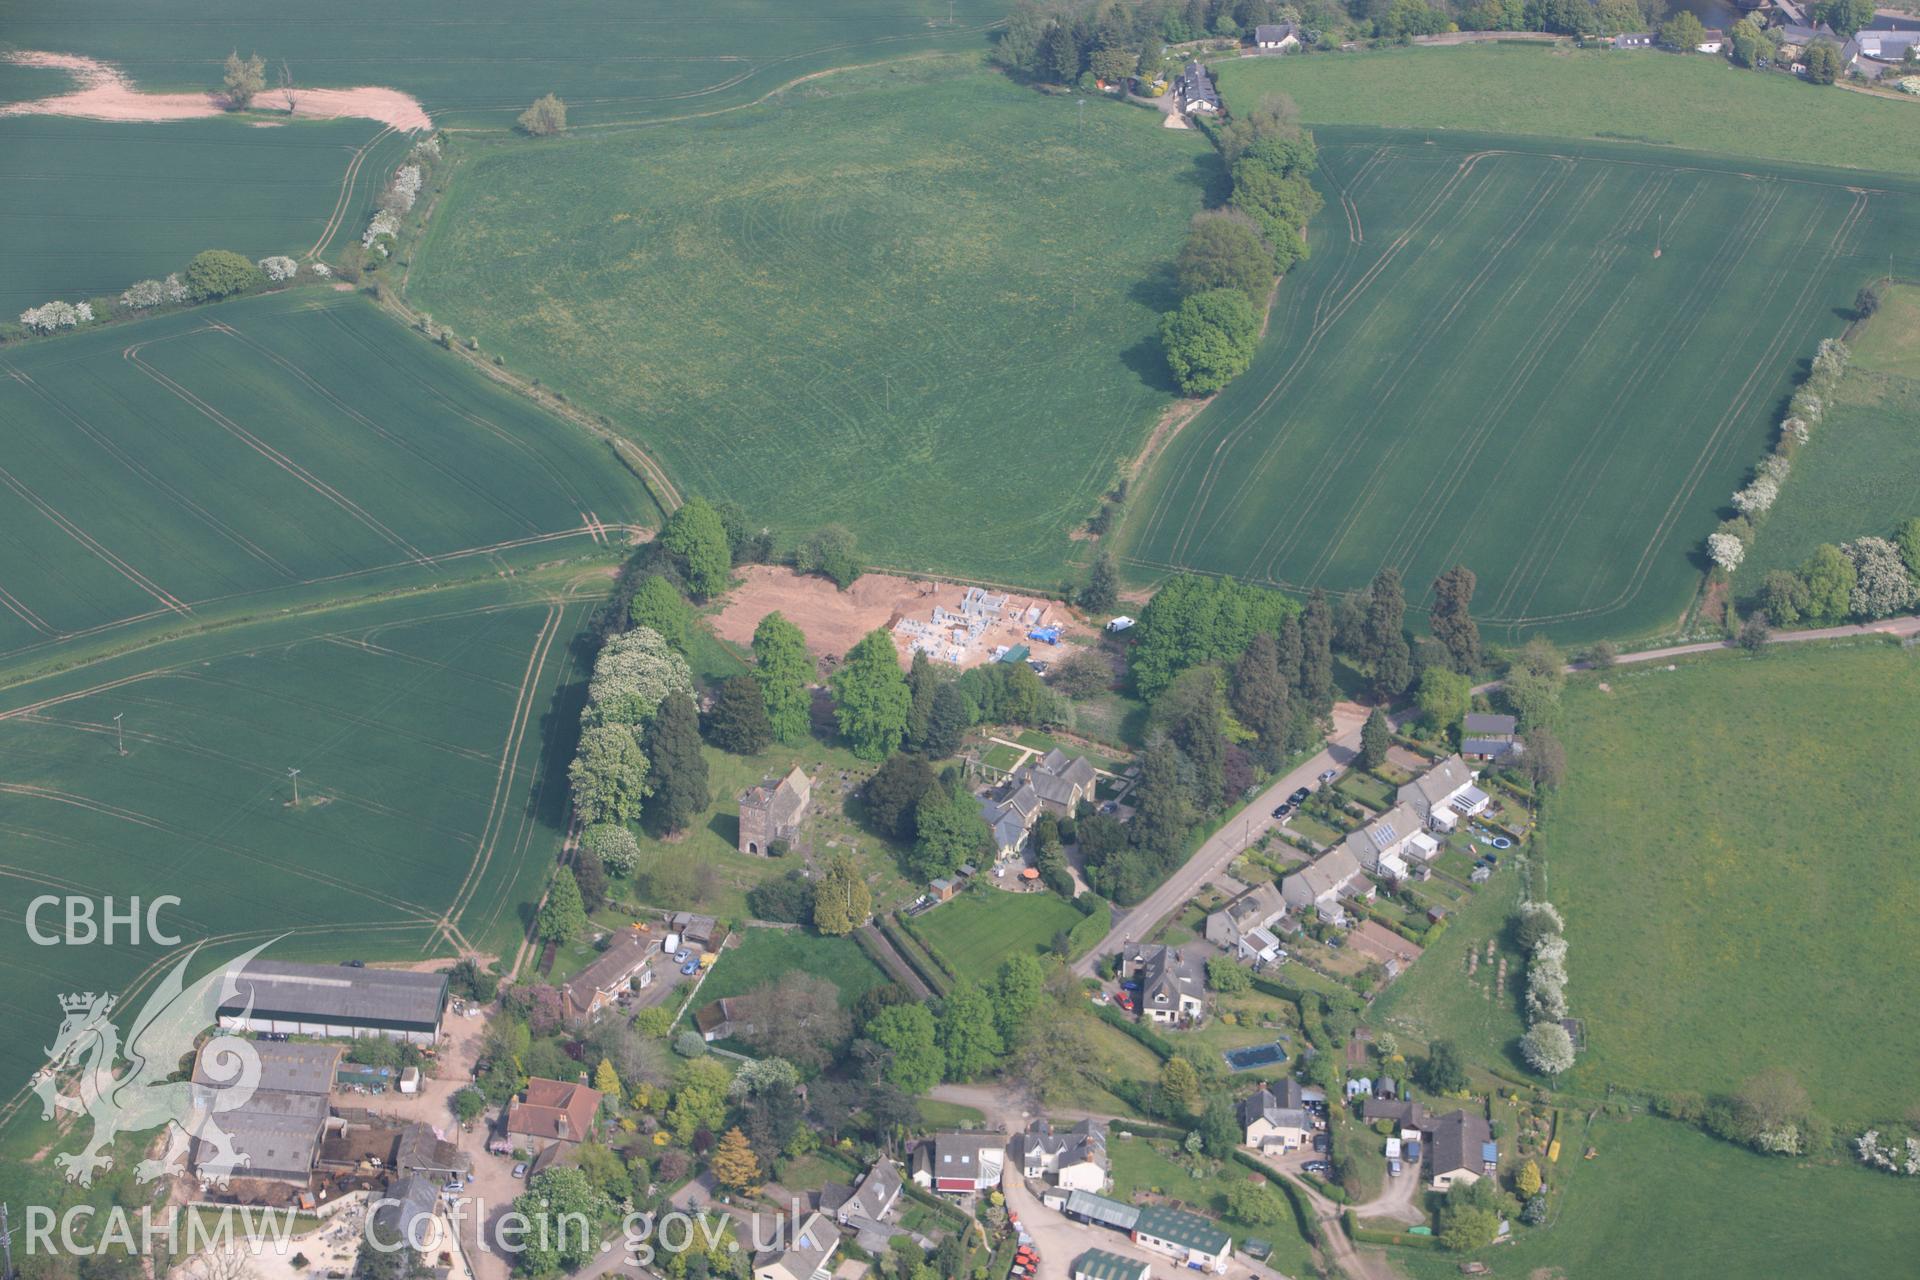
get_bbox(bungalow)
[1427,1110,1497,1191]
[1238,1078,1312,1155]
[1072,1249,1151,1280]
[753,1211,840,1280]
[1612,30,1654,47]
[1252,22,1300,50]
[504,1077,602,1154]
[1130,1205,1232,1273]
[1696,28,1726,53]
[1340,802,1437,883]
[1118,943,1205,1024]
[560,930,656,1022]
[1204,881,1287,961]
[1175,61,1220,114]
[1856,28,1920,63]
[910,1132,1006,1195]
[1396,755,1489,833]
[1280,847,1365,923]
[1021,1117,1111,1191]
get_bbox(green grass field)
[1852,282,1920,377]
[911,888,1085,978]
[0,290,653,663]
[693,926,889,1010]
[1403,1113,1919,1279]
[0,117,409,315]
[1544,641,1920,1124]
[1124,129,1918,643]
[412,61,1213,583]
[1215,44,1920,177]
[0,0,1005,130]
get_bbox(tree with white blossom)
[1707,531,1746,572]
[1842,537,1917,618]
[258,256,298,282]
[19,300,93,333]
[1519,1021,1575,1074]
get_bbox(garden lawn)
[1108,1136,1317,1277]
[910,888,1085,980]
[1215,44,1920,177]
[1539,641,1920,1124]
[413,60,1215,585]
[1365,863,1526,1067]
[1402,1113,1919,1280]
[1123,128,1919,644]
[694,926,888,1010]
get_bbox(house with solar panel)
[1398,755,1490,834]
[1339,802,1440,884]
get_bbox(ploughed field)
[411,62,1213,584]
[1124,130,1920,642]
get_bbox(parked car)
[511,1163,528,1179]
[1302,1160,1332,1175]
[680,960,700,976]
[1273,801,1294,819]
[1388,1158,1403,1177]
[1312,1133,1329,1152]
[1116,991,1135,1012]
[673,949,690,964]
[1318,769,1338,783]
[1290,787,1311,804]
[1120,980,1141,993]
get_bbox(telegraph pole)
[288,767,301,805]
[2,1201,17,1280]
[113,712,126,756]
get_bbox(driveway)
[1348,1166,1425,1227]
[1072,702,1374,979]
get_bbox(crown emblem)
[60,991,114,1016]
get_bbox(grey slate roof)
[1462,713,1517,736]
[1429,1109,1494,1177]
[372,1175,440,1252]
[195,1040,341,1095]
[1238,1079,1310,1134]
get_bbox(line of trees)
[995,0,1306,90]
[1162,98,1322,394]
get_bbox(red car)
[1116,991,1135,1012]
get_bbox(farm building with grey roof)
[217,959,448,1043]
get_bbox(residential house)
[829,1159,903,1242]
[1360,1100,1495,1190]
[1072,1249,1151,1280]
[1252,22,1300,50]
[1205,882,1288,961]
[1461,713,1522,763]
[1340,802,1437,883]
[1130,1205,1232,1273]
[1397,755,1489,833]
[980,749,1098,860]
[910,1133,1006,1195]
[1020,1118,1110,1191]
[1280,846,1365,923]
[695,996,751,1042]
[1427,1110,1497,1191]
[1118,944,1205,1024]
[739,767,811,855]
[753,1211,840,1280]
[1238,1079,1312,1155]
[1696,28,1726,53]
[1612,30,1654,47]
[1855,28,1920,64]
[189,1040,341,1184]
[1176,61,1220,114]
[560,930,656,1022]
[504,1077,602,1154]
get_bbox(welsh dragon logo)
[33,939,279,1187]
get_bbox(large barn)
[217,959,449,1044]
